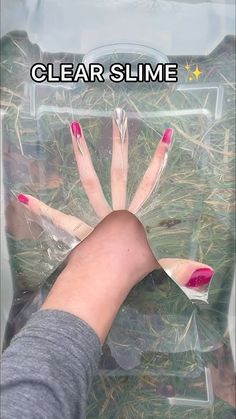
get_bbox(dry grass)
[1,31,235,418]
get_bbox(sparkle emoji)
[185,63,191,71]
[192,64,202,80]
[184,63,203,81]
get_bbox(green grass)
[1,31,235,418]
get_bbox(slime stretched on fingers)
[17,110,214,296]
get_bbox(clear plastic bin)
[1,1,235,417]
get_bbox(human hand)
[17,110,214,290]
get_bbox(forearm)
[42,262,133,344]
[1,310,101,419]
[42,211,158,343]
[1,211,158,419]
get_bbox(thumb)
[158,258,215,289]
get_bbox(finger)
[158,257,215,289]
[111,108,128,209]
[128,128,173,214]
[70,121,111,219]
[17,194,93,240]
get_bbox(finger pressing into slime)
[128,128,173,214]
[111,108,129,210]
[70,121,112,219]
[17,194,93,240]
[158,258,215,290]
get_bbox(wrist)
[42,267,130,343]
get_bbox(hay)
[1,31,235,417]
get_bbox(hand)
[17,110,214,289]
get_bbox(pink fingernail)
[18,194,29,205]
[71,121,82,137]
[186,268,215,288]
[161,128,174,145]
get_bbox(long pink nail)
[18,194,29,205]
[71,121,82,138]
[161,128,174,146]
[186,268,215,288]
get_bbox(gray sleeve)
[0,309,102,419]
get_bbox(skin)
[42,211,159,343]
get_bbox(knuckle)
[83,177,97,192]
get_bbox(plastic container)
[1,1,235,417]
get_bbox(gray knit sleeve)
[0,309,102,419]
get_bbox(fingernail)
[71,121,82,138]
[161,128,174,146]
[114,108,127,143]
[18,194,29,205]
[71,121,83,154]
[186,268,215,288]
